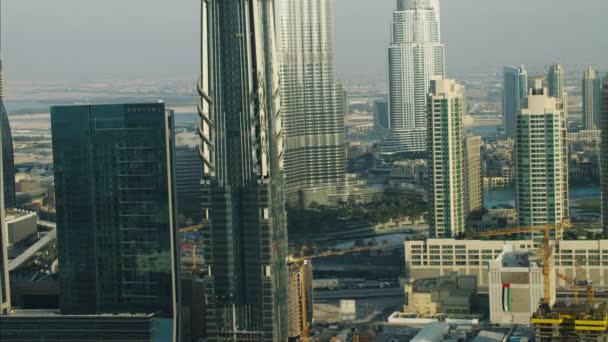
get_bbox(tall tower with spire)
[0,0,15,208]
[199,0,289,340]
[382,0,445,154]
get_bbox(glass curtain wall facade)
[503,65,528,138]
[199,0,289,340]
[0,57,16,208]
[601,76,608,238]
[51,103,180,341]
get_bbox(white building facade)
[428,79,465,237]
[275,0,347,206]
[384,0,445,154]
[515,88,568,229]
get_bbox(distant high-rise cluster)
[199,0,289,340]
[515,87,568,229]
[502,65,528,138]
[583,66,601,130]
[428,78,465,238]
[384,0,445,154]
[276,0,347,207]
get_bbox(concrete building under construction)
[287,261,313,339]
[489,246,555,325]
[532,303,608,341]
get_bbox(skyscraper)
[51,103,180,341]
[515,88,568,230]
[548,64,564,99]
[175,146,203,227]
[503,65,528,138]
[600,76,608,238]
[0,0,12,314]
[547,63,568,118]
[373,99,390,130]
[428,78,465,238]
[464,135,483,216]
[0,102,8,315]
[199,1,289,340]
[384,0,445,154]
[0,56,15,209]
[275,0,346,206]
[583,66,601,130]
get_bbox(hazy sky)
[3,0,608,83]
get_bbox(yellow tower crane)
[286,243,386,341]
[478,219,572,305]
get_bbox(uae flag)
[502,283,511,312]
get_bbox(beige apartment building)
[405,239,608,288]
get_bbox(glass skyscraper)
[51,103,180,341]
[0,55,16,208]
[275,0,347,207]
[175,146,203,227]
[199,1,289,340]
[601,76,608,238]
[503,65,528,138]
[583,66,601,130]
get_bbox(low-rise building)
[405,239,608,288]
[6,210,37,246]
[489,246,555,325]
[403,273,477,318]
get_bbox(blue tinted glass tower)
[51,103,180,341]
[199,0,289,340]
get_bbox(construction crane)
[556,271,582,305]
[181,244,200,271]
[179,224,206,234]
[575,258,595,305]
[287,243,385,341]
[478,219,572,305]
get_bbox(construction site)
[481,221,608,341]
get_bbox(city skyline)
[2,0,608,340]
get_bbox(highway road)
[314,287,403,301]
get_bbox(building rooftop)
[6,309,155,318]
[5,209,36,221]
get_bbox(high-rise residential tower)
[428,78,465,238]
[547,63,568,120]
[51,103,180,341]
[583,66,601,130]
[464,135,483,216]
[384,0,445,154]
[199,1,289,340]
[503,65,528,138]
[515,88,568,230]
[601,76,608,238]
[275,0,346,206]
